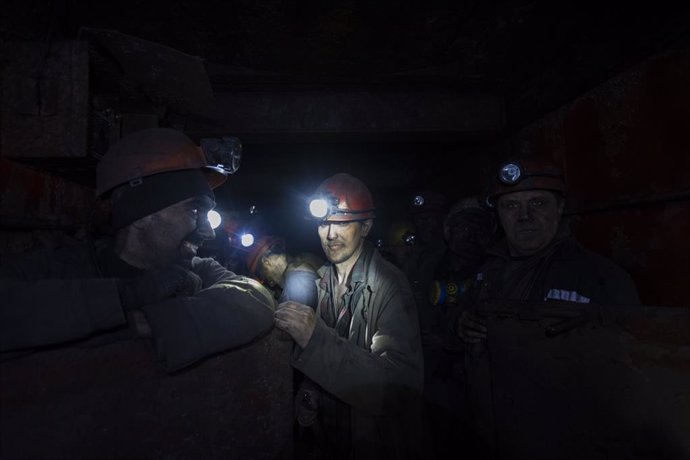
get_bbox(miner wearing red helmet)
[484,158,568,257]
[485,159,567,207]
[1,128,275,374]
[379,218,419,269]
[246,235,323,307]
[274,172,429,459]
[407,189,449,246]
[456,157,640,456]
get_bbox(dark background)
[1,3,689,458]
[1,0,689,304]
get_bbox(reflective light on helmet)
[207,210,222,230]
[200,136,242,174]
[240,233,255,247]
[498,162,522,185]
[412,195,425,207]
[309,198,330,219]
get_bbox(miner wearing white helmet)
[1,128,275,372]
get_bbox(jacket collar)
[317,240,375,292]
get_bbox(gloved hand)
[456,310,487,343]
[117,265,202,310]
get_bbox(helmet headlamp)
[200,136,242,174]
[487,159,567,207]
[240,233,255,247]
[207,210,222,230]
[498,162,523,185]
[309,194,339,219]
[496,160,564,186]
[309,174,376,222]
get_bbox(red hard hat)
[96,128,228,196]
[311,173,375,222]
[486,158,566,206]
[246,235,285,277]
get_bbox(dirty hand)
[457,310,488,343]
[274,301,317,348]
[118,265,202,310]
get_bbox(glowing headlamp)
[498,162,524,185]
[309,194,339,219]
[200,136,242,174]
[497,160,564,186]
[207,210,222,230]
[228,232,255,247]
[412,195,425,207]
[240,233,255,247]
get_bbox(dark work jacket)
[465,234,641,459]
[293,242,427,460]
[0,238,276,372]
[474,235,641,306]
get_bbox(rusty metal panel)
[0,328,293,459]
[0,156,95,255]
[512,45,690,307]
[515,46,690,202]
[569,201,690,308]
[562,49,690,203]
[1,40,89,158]
[0,158,94,229]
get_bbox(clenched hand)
[274,301,317,348]
[457,310,487,343]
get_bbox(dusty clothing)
[473,235,640,306]
[396,241,446,384]
[399,241,446,330]
[0,238,276,372]
[465,234,641,459]
[292,242,426,460]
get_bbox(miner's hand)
[457,310,487,343]
[274,301,317,348]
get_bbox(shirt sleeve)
[141,259,277,372]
